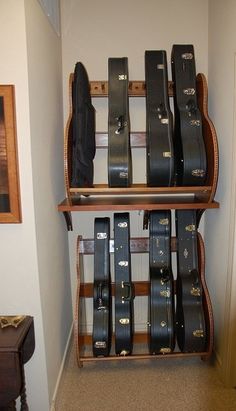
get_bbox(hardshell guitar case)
[171,45,207,186]
[145,50,174,186]
[92,218,112,356]
[114,213,134,355]
[175,210,206,352]
[108,58,132,187]
[148,210,175,354]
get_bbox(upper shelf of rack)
[58,72,219,230]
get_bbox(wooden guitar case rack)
[57,69,219,367]
[58,73,219,231]
[74,233,213,367]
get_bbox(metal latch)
[118,261,128,267]
[115,115,127,134]
[94,341,107,348]
[193,329,204,338]
[185,224,196,232]
[190,119,201,126]
[183,248,189,259]
[192,169,205,177]
[159,218,169,225]
[97,232,107,240]
[119,171,128,179]
[191,287,201,297]
[160,290,171,298]
[118,74,127,80]
[163,151,171,158]
[183,88,195,95]
[120,350,129,356]
[119,318,130,325]
[182,53,193,60]
[160,347,171,354]
[118,222,128,228]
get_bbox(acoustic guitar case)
[92,218,112,356]
[175,210,206,352]
[149,210,175,354]
[114,213,134,355]
[108,58,132,187]
[171,45,207,186]
[71,62,96,188]
[145,50,174,186]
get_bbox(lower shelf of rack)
[77,333,212,365]
[79,352,210,364]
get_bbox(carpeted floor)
[55,343,236,411]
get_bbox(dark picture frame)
[0,85,21,223]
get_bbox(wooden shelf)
[59,197,220,210]
[77,330,210,364]
[58,196,219,229]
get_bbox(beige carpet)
[55,343,236,411]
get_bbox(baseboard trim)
[214,348,222,369]
[50,322,73,411]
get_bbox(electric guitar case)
[175,210,206,352]
[114,213,134,355]
[171,45,207,186]
[92,217,112,356]
[145,50,174,186]
[148,210,175,354]
[108,58,132,187]
[71,62,96,188]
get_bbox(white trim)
[50,323,73,411]
[220,53,236,387]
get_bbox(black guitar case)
[171,45,207,186]
[108,58,132,187]
[114,213,134,355]
[149,210,175,354]
[145,50,174,186]
[92,218,112,356]
[175,210,206,352]
[71,62,96,188]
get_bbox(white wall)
[60,0,209,331]
[207,0,236,386]
[0,1,49,409]
[24,0,73,402]
[0,1,72,409]
[1,0,234,408]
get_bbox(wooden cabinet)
[0,316,35,409]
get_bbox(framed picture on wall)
[0,85,21,223]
